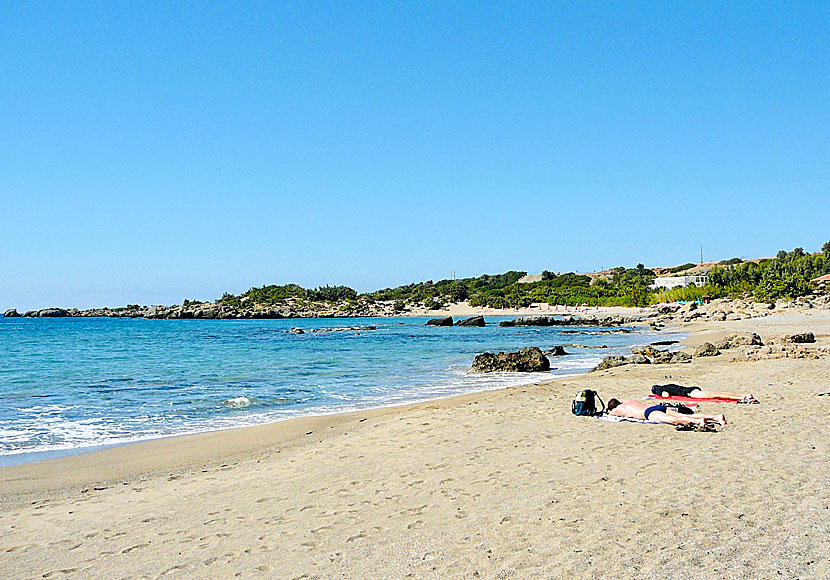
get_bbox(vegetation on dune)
[213,242,830,311]
[217,284,358,308]
[708,246,829,303]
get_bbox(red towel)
[648,394,736,404]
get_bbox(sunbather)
[651,383,757,403]
[607,398,726,428]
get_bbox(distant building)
[811,274,830,289]
[651,275,709,290]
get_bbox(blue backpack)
[572,389,605,416]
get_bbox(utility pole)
[700,244,703,265]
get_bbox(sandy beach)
[1,312,828,579]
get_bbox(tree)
[448,282,468,302]
[822,241,830,255]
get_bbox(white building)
[651,275,708,290]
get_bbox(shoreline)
[0,309,659,469]
[0,314,776,493]
[1,312,828,578]
[2,303,651,320]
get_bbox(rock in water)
[35,308,69,317]
[693,342,721,357]
[3,309,20,317]
[470,347,550,373]
[456,316,485,327]
[426,316,453,327]
[543,345,569,357]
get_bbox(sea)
[0,315,681,466]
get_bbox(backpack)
[572,389,605,416]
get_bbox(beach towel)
[597,414,664,425]
[647,394,736,404]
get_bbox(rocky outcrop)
[543,345,569,356]
[591,356,629,371]
[456,316,485,327]
[499,315,639,327]
[3,309,20,317]
[693,342,720,357]
[714,333,763,349]
[591,347,692,371]
[306,326,377,334]
[426,316,453,327]
[647,295,830,326]
[781,332,815,344]
[731,343,830,361]
[470,347,550,373]
[24,308,70,317]
[631,345,661,358]
[559,329,634,335]
[652,351,692,364]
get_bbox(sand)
[1,313,828,579]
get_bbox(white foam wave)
[223,396,254,408]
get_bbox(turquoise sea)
[0,316,678,465]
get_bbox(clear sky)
[2,2,828,310]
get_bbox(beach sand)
[1,313,828,579]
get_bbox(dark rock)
[35,308,69,317]
[651,340,679,346]
[290,328,305,334]
[693,342,720,357]
[3,309,20,317]
[306,326,377,333]
[500,315,636,328]
[782,332,815,344]
[628,353,651,365]
[426,316,453,327]
[542,345,569,356]
[470,347,550,373]
[456,316,485,327]
[590,356,629,372]
[559,329,634,335]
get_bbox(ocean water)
[0,316,680,465]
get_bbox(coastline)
[1,312,828,578]
[3,302,651,320]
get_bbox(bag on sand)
[572,389,605,416]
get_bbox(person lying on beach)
[607,398,726,429]
[651,383,758,403]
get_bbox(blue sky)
[2,2,828,310]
